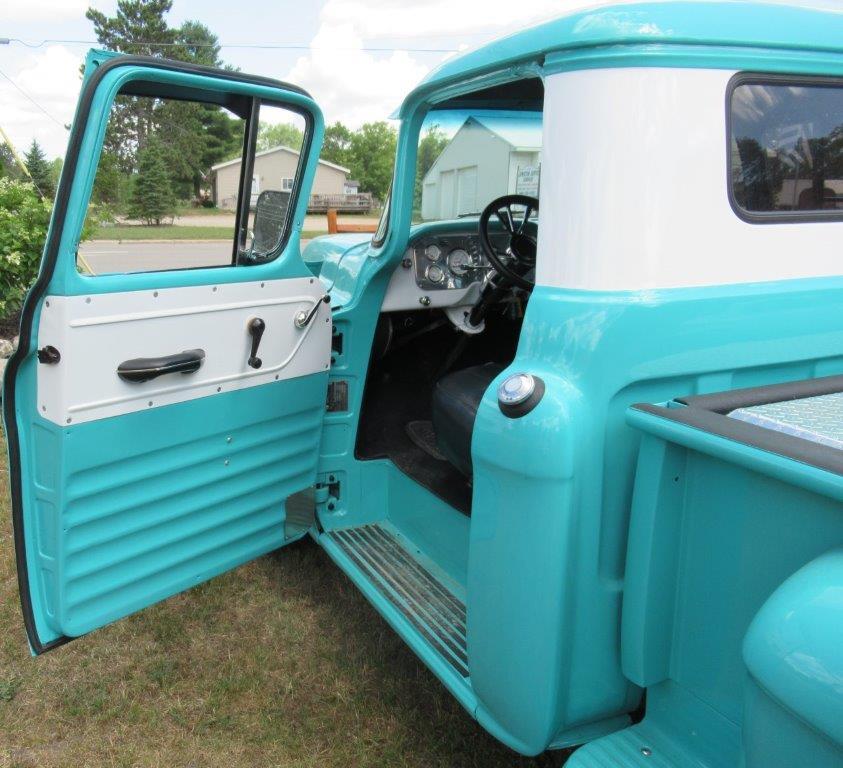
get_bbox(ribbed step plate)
[567,725,695,768]
[326,524,468,677]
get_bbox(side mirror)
[245,189,291,261]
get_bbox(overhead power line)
[6,37,461,53]
[0,67,67,128]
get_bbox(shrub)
[0,178,52,319]
[0,178,102,321]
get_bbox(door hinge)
[315,473,340,514]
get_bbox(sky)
[1,0,841,160]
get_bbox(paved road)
[118,213,379,229]
[79,239,312,274]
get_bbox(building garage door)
[440,170,456,219]
[457,166,477,216]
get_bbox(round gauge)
[425,244,442,261]
[447,248,471,276]
[426,264,445,284]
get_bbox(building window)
[282,177,294,191]
[730,75,843,221]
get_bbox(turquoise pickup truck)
[3,3,842,766]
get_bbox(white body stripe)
[537,68,843,291]
[37,277,331,425]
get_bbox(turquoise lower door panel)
[21,373,326,644]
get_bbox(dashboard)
[410,235,493,291]
[380,227,508,318]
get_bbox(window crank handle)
[247,317,265,369]
[295,295,331,329]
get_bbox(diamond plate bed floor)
[324,524,468,678]
[729,391,843,449]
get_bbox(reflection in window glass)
[731,81,843,215]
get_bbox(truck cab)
[3,3,842,766]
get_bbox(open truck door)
[2,51,331,654]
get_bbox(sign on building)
[516,165,541,197]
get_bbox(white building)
[420,115,542,220]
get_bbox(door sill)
[318,521,476,714]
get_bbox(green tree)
[86,1,178,169]
[322,122,353,168]
[257,122,304,152]
[348,121,397,201]
[86,3,239,200]
[0,178,52,318]
[129,139,176,225]
[414,125,448,209]
[24,140,55,198]
[0,144,23,181]
[176,20,222,67]
[86,0,176,57]
[91,151,122,206]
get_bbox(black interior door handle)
[117,349,205,383]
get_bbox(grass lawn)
[90,226,327,241]
[0,430,539,767]
[175,205,233,217]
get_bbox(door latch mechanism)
[37,345,61,365]
[247,317,265,369]
[294,295,330,329]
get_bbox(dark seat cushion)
[432,362,504,476]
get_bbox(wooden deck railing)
[326,208,378,235]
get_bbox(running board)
[325,524,468,678]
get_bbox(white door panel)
[37,277,331,425]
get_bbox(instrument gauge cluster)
[412,236,489,291]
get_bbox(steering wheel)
[478,194,539,291]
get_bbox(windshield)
[414,109,542,223]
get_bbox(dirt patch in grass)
[0,430,543,767]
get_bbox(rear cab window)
[730,75,843,221]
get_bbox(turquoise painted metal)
[744,550,843,758]
[4,49,330,652]
[26,375,326,645]
[306,3,843,760]
[413,1,843,97]
[5,3,843,765]
[591,402,843,768]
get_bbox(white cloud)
[3,0,89,23]
[0,46,84,158]
[286,19,427,129]
[284,0,627,128]
[318,0,568,39]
